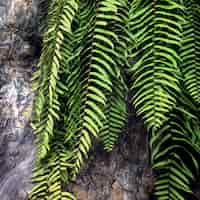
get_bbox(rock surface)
[0,0,38,199]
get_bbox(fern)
[98,0,128,151]
[47,144,75,200]
[71,0,125,177]
[151,107,200,199]
[30,0,200,200]
[29,141,75,200]
[31,0,79,160]
[128,0,183,132]
[64,0,96,145]
[181,1,200,104]
[99,77,127,151]
[29,164,50,200]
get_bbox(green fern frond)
[64,0,96,144]
[31,0,79,160]
[29,135,75,200]
[98,0,128,152]
[99,77,127,151]
[29,164,50,200]
[47,144,75,200]
[151,106,200,200]
[153,134,200,199]
[176,89,200,146]
[128,0,184,132]
[154,154,192,200]
[181,1,200,104]
[72,0,125,177]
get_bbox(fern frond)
[181,1,200,104]
[72,0,125,177]
[151,106,200,200]
[29,164,50,200]
[64,0,96,144]
[31,0,79,160]
[98,0,128,152]
[128,0,183,132]
[47,144,75,200]
[176,88,200,146]
[154,154,192,200]
[99,77,127,151]
[29,133,75,200]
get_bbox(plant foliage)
[30,0,200,199]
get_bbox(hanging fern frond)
[151,103,200,200]
[71,0,125,177]
[31,0,79,160]
[98,0,128,152]
[29,131,75,200]
[29,164,50,200]
[29,147,75,200]
[154,154,193,200]
[47,144,75,200]
[64,0,96,145]
[176,88,200,147]
[181,1,200,104]
[128,0,184,132]
[99,77,127,151]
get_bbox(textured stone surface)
[0,0,38,199]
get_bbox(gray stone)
[0,0,37,199]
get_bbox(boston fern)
[29,0,200,199]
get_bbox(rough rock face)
[0,0,38,199]
[1,1,199,200]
